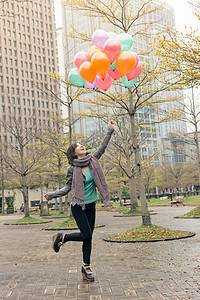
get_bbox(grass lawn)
[96,195,200,212]
[115,209,142,217]
[47,217,102,230]
[7,216,50,225]
[96,202,128,212]
[47,217,77,229]
[178,206,200,218]
[42,211,70,218]
[108,224,192,241]
[30,209,70,218]
[147,195,200,206]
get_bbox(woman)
[44,119,114,282]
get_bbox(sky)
[166,0,199,30]
[55,0,199,31]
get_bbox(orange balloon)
[88,45,102,59]
[116,51,136,77]
[79,61,97,83]
[91,52,110,78]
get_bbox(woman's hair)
[66,143,78,165]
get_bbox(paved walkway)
[0,206,199,300]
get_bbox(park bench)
[170,196,185,207]
[101,201,113,207]
[160,196,168,200]
[123,200,131,206]
[29,208,39,212]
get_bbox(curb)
[113,213,157,217]
[43,224,105,231]
[174,216,200,219]
[103,231,196,243]
[4,220,52,225]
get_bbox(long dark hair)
[66,143,90,165]
[66,143,78,165]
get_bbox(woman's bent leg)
[64,204,92,243]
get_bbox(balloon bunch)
[68,30,142,91]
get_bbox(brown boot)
[81,263,95,282]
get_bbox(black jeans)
[64,202,96,265]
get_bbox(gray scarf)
[71,154,110,209]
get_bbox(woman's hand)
[44,194,49,201]
[108,119,114,130]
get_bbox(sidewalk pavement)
[0,206,199,300]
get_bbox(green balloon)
[116,33,133,51]
[107,31,117,39]
[122,76,138,88]
[110,60,116,71]
[68,68,85,87]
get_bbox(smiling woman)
[44,119,115,282]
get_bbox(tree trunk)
[40,179,43,204]
[0,156,5,214]
[58,156,63,213]
[129,93,151,225]
[52,175,59,210]
[64,195,68,211]
[124,134,138,210]
[192,87,200,185]
[117,168,122,206]
[20,145,29,217]
[22,175,29,217]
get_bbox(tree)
[154,1,200,182]
[166,87,200,184]
[157,162,192,192]
[0,114,48,217]
[155,1,200,87]
[0,147,6,213]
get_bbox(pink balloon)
[126,64,142,81]
[74,51,90,69]
[103,39,121,63]
[97,73,112,91]
[107,67,121,80]
[133,53,139,67]
[85,77,97,89]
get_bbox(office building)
[0,0,61,149]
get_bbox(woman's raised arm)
[93,119,114,160]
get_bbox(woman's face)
[75,143,86,158]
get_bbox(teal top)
[84,169,99,204]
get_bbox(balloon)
[107,67,121,80]
[122,76,138,88]
[110,60,117,71]
[88,45,102,59]
[107,31,117,39]
[68,68,85,87]
[74,51,90,69]
[116,51,136,77]
[132,53,139,67]
[103,39,121,63]
[129,50,139,66]
[116,33,133,51]
[79,61,97,83]
[85,77,97,89]
[92,29,109,49]
[97,73,112,91]
[91,52,110,78]
[126,64,142,81]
